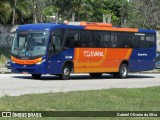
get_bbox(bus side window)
[64,29,80,48]
[93,31,110,48]
[125,33,134,48]
[73,33,81,47]
[145,34,154,48]
[91,31,97,47]
[134,33,145,48]
[65,35,74,47]
[80,30,92,47]
[111,32,117,48]
[97,34,104,47]
[116,32,125,48]
[103,34,111,48]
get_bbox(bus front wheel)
[32,74,41,79]
[59,64,71,80]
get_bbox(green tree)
[0,0,31,25]
[127,0,160,29]
[0,0,129,26]
[42,0,67,22]
[32,0,46,23]
[42,0,124,25]
[11,0,31,25]
[85,0,124,25]
[0,1,12,24]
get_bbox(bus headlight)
[12,61,15,64]
[36,59,46,65]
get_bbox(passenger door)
[47,29,64,74]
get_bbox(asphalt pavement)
[0,73,160,97]
[0,67,159,74]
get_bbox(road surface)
[0,68,11,74]
[0,73,160,97]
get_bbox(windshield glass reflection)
[11,31,49,58]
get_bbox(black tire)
[114,64,128,79]
[59,64,71,80]
[32,74,41,79]
[89,73,102,78]
[119,64,128,78]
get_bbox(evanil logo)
[84,51,104,57]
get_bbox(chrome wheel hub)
[64,68,69,76]
[122,67,127,76]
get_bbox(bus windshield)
[11,31,49,58]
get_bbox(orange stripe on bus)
[85,26,138,32]
[73,48,133,73]
[74,48,107,67]
[11,56,42,65]
[125,49,132,59]
[74,68,118,73]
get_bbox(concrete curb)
[0,64,4,68]
[0,71,11,74]
[0,68,11,74]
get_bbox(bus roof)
[17,23,85,31]
[16,22,156,33]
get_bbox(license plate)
[22,72,28,74]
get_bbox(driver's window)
[49,38,54,51]
[54,36,61,51]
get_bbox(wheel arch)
[120,60,129,67]
[62,60,74,73]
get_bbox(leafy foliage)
[0,1,12,24]
[0,0,31,25]
[127,0,160,29]
[0,0,159,29]
[0,0,125,26]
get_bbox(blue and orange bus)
[11,22,156,79]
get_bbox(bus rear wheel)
[59,64,72,80]
[32,74,41,79]
[89,73,102,78]
[113,64,128,79]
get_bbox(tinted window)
[145,34,154,48]
[111,32,125,48]
[92,31,111,48]
[92,31,98,47]
[63,29,155,49]
[111,33,117,47]
[64,29,80,48]
[80,30,92,47]
[116,32,125,48]
[125,33,134,48]
[103,34,111,47]
[134,33,145,48]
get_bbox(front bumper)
[11,62,47,74]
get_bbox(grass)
[0,87,159,120]
[0,47,11,64]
